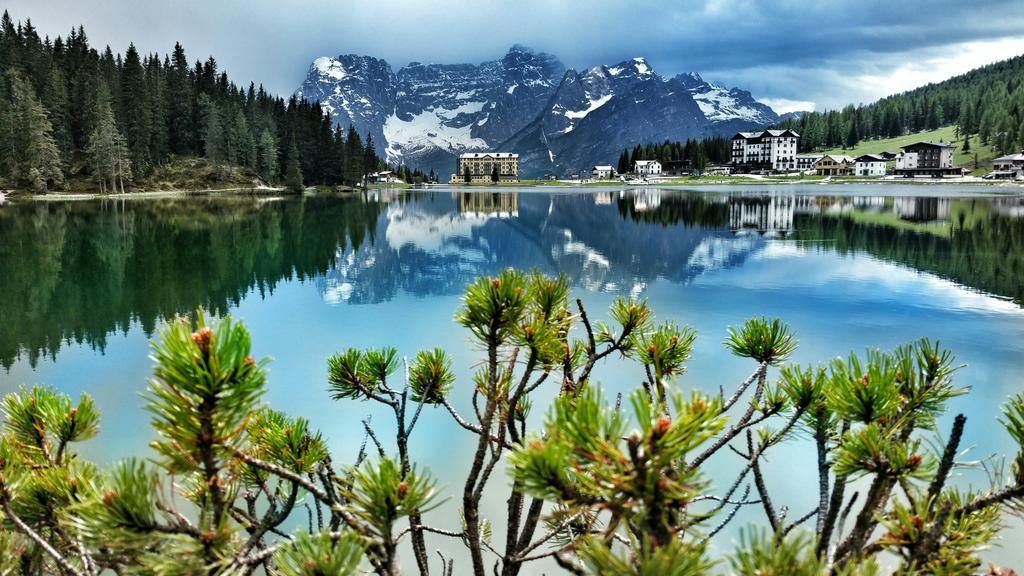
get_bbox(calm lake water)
[2,185,1023,569]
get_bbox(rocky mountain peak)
[297,47,780,177]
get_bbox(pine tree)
[198,93,225,164]
[86,83,131,193]
[463,165,471,183]
[362,132,376,179]
[167,42,193,155]
[256,128,278,182]
[344,125,363,185]
[3,70,64,192]
[284,135,303,192]
[120,43,152,174]
[490,163,499,182]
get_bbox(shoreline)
[6,177,1024,203]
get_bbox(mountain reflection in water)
[1,188,1022,368]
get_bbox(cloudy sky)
[8,0,1024,112]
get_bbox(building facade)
[634,160,662,176]
[815,155,854,176]
[854,154,887,177]
[894,142,959,177]
[730,129,800,172]
[592,165,616,179]
[991,152,1024,178]
[795,154,823,172]
[455,152,519,183]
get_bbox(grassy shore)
[817,126,996,175]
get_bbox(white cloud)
[760,98,816,114]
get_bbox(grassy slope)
[818,126,997,175]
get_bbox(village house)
[366,170,398,184]
[730,129,800,172]
[661,159,692,175]
[634,160,662,177]
[894,142,959,177]
[990,151,1024,178]
[795,154,823,173]
[455,152,519,183]
[854,154,887,177]
[591,165,616,179]
[815,154,855,176]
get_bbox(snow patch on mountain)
[383,108,489,163]
[692,87,763,122]
[565,94,613,120]
[314,57,347,80]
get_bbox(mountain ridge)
[297,46,780,176]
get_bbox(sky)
[7,0,1024,113]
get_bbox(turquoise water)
[2,185,1023,569]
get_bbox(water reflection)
[1,188,1023,368]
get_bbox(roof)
[634,160,660,166]
[819,154,855,163]
[994,153,1024,162]
[459,152,519,159]
[900,141,955,150]
[732,129,800,140]
[592,165,615,170]
[796,154,824,159]
[854,154,886,162]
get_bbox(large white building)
[634,160,662,176]
[730,129,800,172]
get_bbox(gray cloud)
[7,0,1024,111]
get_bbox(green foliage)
[145,310,268,473]
[510,385,724,544]
[343,457,441,540]
[275,530,365,576]
[408,348,455,404]
[327,347,399,401]
[827,349,902,424]
[1,385,99,461]
[833,423,933,480]
[245,408,330,475]
[632,322,697,383]
[76,458,162,551]
[456,269,530,346]
[1001,393,1024,483]
[877,491,1002,575]
[575,536,713,576]
[777,363,828,413]
[724,317,797,365]
[729,529,825,576]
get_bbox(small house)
[854,154,886,177]
[634,160,662,177]
[815,155,855,176]
[592,165,616,179]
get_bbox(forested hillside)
[614,136,732,173]
[0,11,386,193]
[778,54,1024,155]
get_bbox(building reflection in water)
[455,191,518,217]
[894,197,950,222]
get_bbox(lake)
[2,185,1023,570]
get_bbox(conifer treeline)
[615,136,731,173]
[776,54,1024,153]
[0,11,388,193]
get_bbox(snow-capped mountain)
[674,72,778,128]
[296,46,779,177]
